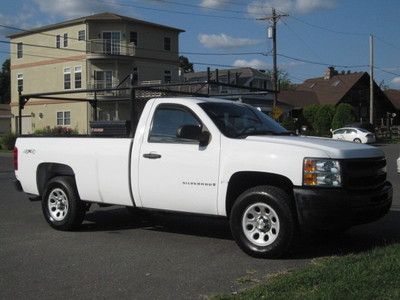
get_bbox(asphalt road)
[0,144,399,299]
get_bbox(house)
[384,89,400,124]
[0,104,12,135]
[183,67,284,114]
[9,12,184,134]
[292,67,396,124]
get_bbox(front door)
[138,104,220,214]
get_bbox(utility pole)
[258,8,288,108]
[369,34,374,125]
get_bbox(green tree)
[265,68,293,90]
[303,104,319,130]
[179,56,194,73]
[314,104,336,136]
[331,103,355,130]
[0,59,10,104]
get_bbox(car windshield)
[198,102,290,138]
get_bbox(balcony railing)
[87,39,136,56]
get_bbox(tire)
[353,138,362,143]
[42,176,86,231]
[230,185,296,258]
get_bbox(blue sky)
[1,0,399,88]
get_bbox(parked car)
[331,127,376,144]
[397,155,400,174]
[14,97,392,258]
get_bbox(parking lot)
[0,144,399,299]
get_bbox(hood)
[245,135,384,159]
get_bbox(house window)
[57,111,71,126]
[74,66,82,89]
[164,70,171,83]
[164,37,171,51]
[17,74,23,92]
[130,31,137,46]
[94,70,113,89]
[56,35,61,48]
[63,33,68,47]
[64,68,71,90]
[17,43,23,59]
[78,30,85,41]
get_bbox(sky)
[0,0,399,88]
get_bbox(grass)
[214,243,400,300]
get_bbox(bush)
[314,105,336,136]
[302,104,320,131]
[0,133,17,150]
[331,103,355,130]
[281,116,296,131]
[34,126,78,136]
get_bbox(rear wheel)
[42,176,86,231]
[353,138,362,143]
[230,185,296,258]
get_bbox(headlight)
[303,158,341,187]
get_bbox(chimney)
[324,66,336,80]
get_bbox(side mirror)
[176,125,210,147]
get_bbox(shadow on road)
[82,208,400,259]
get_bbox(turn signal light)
[13,147,18,170]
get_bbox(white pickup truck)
[14,97,392,258]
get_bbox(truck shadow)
[82,208,400,259]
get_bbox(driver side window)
[148,105,201,143]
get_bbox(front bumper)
[293,181,392,230]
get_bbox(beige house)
[0,104,12,135]
[9,12,184,134]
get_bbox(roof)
[278,90,319,108]
[184,67,271,83]
[295,72,366,105]
[9,12,184,38]
[384,89,400,110]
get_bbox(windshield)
[198,102,289,138]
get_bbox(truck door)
[138,104,220,214]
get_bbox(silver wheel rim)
[48,188,69,221]
[242,202,280,247]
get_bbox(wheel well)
[36,163,75,196]
[226,172,294,217]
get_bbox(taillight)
[13,147,18,170]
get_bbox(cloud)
[200,0,231,8]
[33,0,125,18]
[233,59,269,69]
[247,0,336,16]
[391,77,400,85]
[198,33,261,49]
[0,4,38,37]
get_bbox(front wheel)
[230,186,296,258]
[42,176,86,231]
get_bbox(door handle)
[143,153,162,159]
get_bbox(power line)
[92,0,254,20]
[277,53,368,68]
[375,66,400,77]
[0,24,266,57]
[281,19,323,61]
[375,36,400,51]
[286,14,368,36]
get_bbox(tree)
[0,59,10,104]
[303,104,319,129]
[331,103,355,130]
[265,68,293,90]
[179,56,194,73]
[314,105,336,136]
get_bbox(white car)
[332,127,376,144]
[397,156,400,174]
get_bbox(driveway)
[0,144,399,299]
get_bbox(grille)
[341,157,386,190]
